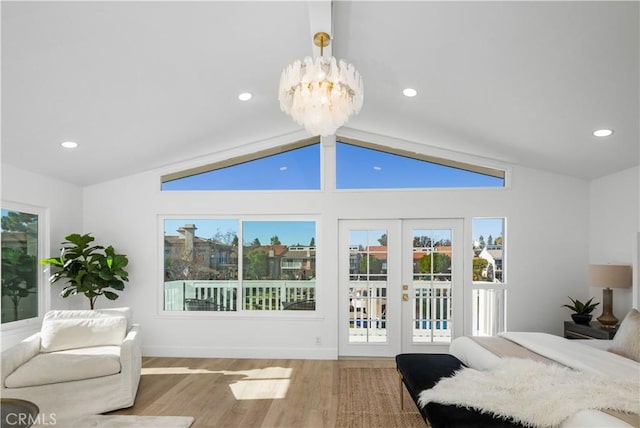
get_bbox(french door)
[338,219,463,357]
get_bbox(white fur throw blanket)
[418,358,640,428]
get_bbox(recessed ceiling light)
[402,88,417,97]
[60,141,78,149]
[238,92,252,101]
[593,129,613,137]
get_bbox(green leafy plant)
[562,297,599,315]
[40,233,129,309]
[2,247,38,321]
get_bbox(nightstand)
[564,321,618,339]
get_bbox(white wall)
[1,163,83,349]
[589,166,639,314]
[81,134,590,359]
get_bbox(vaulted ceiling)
[2,1,638,186]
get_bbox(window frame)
[471,217,507,285]
[1,201,49,332]
[470,216,507,336]
[159,136,511,193]
[335,138,508,191]
[160,138,322,192]
[158,215,321,318]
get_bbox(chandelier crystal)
[278,32,363,137]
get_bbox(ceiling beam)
[307,1,332,57]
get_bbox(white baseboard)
[142,345,339,360]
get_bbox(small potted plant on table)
[562,297,599,325]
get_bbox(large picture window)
[163,218,316,312]
[1,207,41,324]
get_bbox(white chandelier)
[278,32,363,137]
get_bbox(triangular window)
[162,140,320,191]
[336,141,505,189]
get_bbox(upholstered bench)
[395,353,525,428]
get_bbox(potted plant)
[562,296,599,325]
[40,233,129,309]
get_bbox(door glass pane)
[411,229,452,343]
[1,209,39,323]
[348,229,387,343]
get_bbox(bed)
[423,309,640,428]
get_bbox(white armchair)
[1,308,141,419]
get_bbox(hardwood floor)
[108,357,402,428]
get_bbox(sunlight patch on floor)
[229,378,291,400]
[141,366,293,400]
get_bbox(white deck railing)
[348,281,452,343]
[164,280,316,311]
[472,287,506,336]
[165,280,499,339]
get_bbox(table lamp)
[588,264,632,327]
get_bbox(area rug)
[335,367,427,428]
[40,415,194,428]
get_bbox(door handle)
[402,284,409,301]
[402,284,409,302]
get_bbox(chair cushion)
[5,346,121,388]
[43,308,132,330]
[95,307,133,331]
[41,313,127,352]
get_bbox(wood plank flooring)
[108,357,407,428]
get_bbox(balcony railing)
[165,280,499,339]
[164,280,316,311]
[348,281,452,343]
[472,287,506,336]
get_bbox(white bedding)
[449,333,640,428]
[500,332,640,381]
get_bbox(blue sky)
[164,219,315,246]
[348,220,504,248]
[243,221,315,246]
[164,218,503,246]
[162,142,504,246]
[336,143,504,189]
[473,218,504,243]
[162,141,504,191]
[165,218,502,247]
[162,144,321,191]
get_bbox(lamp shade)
[588,264,632,288]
